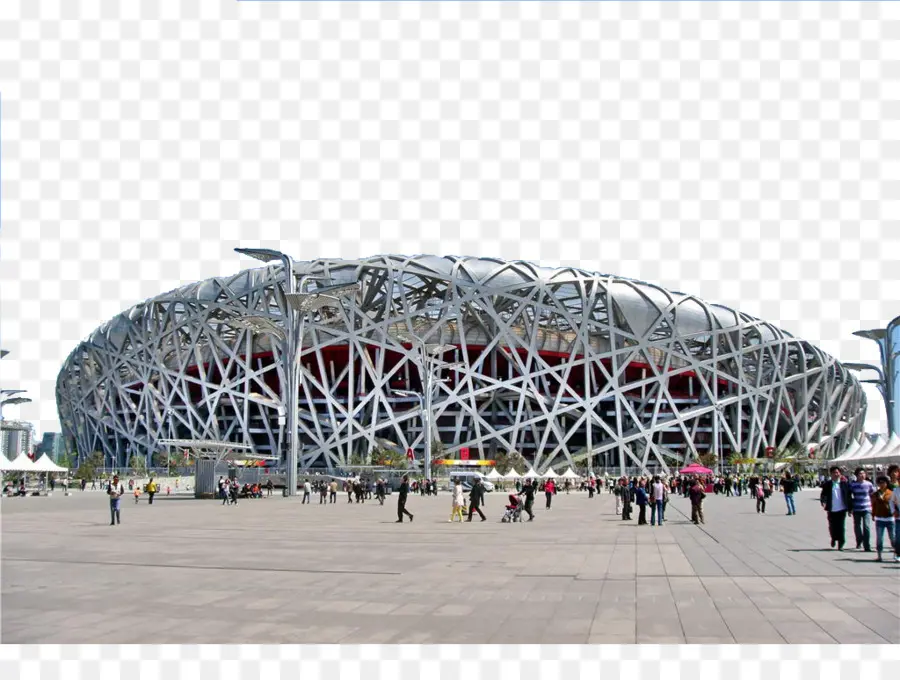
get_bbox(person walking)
[782,472,797,515]
[544,478,556,510]
[302,479,311,504]
[107,474,125,526]
[871,476,897,562]
[319,481,328,504]
[819,466,852,550]
[755,478,768,514]
[650,476,666,526]
[146,477,157,505]
[266,478,274,497]
[396,475,414,523]
[467,478,487,522]
[329,480,337,504]
[375,478,386,506]
[620,478,633,521]
[689,478,706,525]
[520,478,536,521]
[849,468,874,552]
[449,479,465,522]
[635,480,649,525]
[889,464,900,558]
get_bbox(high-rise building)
[37,432,65,461]
[52,433,66,462]
[1,421,34,460]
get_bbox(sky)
[0,1,897,444]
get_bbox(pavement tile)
[3,489,898,643]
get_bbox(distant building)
[36,432,66,462]
[1,421,34,460]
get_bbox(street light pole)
[854,314,900,438]
[235,248,300,494]
[0,395,31,422]
[396,334,460,477]
[393,389,425,470]
[236,250,361,491]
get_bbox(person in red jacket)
[544,478,556,510]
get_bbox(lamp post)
[235,247,360,491]
[854,314,900,437]
[0,396,31,421]
[393,389,425,468]
[396,334,461,477]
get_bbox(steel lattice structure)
[57,255,866,473]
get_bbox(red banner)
[460,447,470,460]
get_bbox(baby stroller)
[501,493,523,523]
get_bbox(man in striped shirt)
[849,468,874,552]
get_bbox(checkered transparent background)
[1,0,899,671]
[1,644,897,678]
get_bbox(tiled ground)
[1,486,897,643]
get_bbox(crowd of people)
[84,458,900,559]
[218,477,274,504]
[819,464,900,561]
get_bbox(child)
[133,486,141,504]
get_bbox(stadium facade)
[56,255,866,473]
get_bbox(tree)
[697,452,719,470]
[493,450,526,476]
[129,453,148,478]
[57,451,75,471]
[370,446,409,470]
[74,451,104,481]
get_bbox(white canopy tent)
[856,436,900,463]
[484,468,504,480]
[502,468,522,480]
[8,453,37,472]
[542,467,558,479]
[862,435,889,458]
[857,433,900,461]
[833,440,863,462]
[834,438,873,463]
[0,456,14,471]
[560,468,580,480]
[31,454,68,473]
[522,467,539,481]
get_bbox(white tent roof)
[32,454,68,472]
[542,467,558,479]
[864,435,889,457]
[7,453,37,471]
[502,468,522,480]
[0,456,14,471]
[857,435,900,462]
[484,468,504,480]
[522,467,539,480]
[560,468,580,479]
[833,440,863,462]
[835,438,872,463]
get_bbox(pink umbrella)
[679,463,713,475]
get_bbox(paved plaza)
[2,486,898,644]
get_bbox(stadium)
[57,254,867,474]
